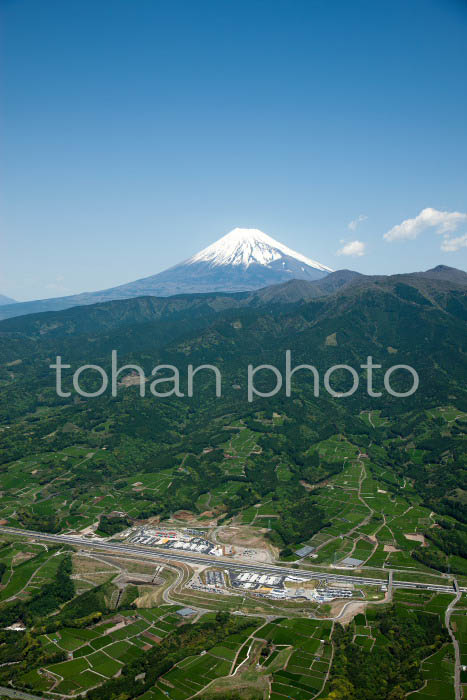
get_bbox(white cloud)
[441,233,467,252]
[336,240,366,257]
[384,207,467,242]
[348,214,368,231]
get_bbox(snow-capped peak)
[187,228,333,272]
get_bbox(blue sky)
[2,0,467,301]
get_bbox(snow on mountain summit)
[0,227,333,319]
[187,227,333,272]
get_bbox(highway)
[0,526,464,594]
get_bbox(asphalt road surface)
[0,526,464,595]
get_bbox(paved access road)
[445,579,462,700]
[0,526,464,595]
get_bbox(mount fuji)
[120,228,333,297]
[187,228,331,272]
[0,228,332,319]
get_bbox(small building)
[176,607,197,618]
[295,545,315,558]
[341,557,364,568]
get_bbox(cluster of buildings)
[231,570,290,598]
[127,527,223,556]
[233,571,283,589]
[229,569,355,603]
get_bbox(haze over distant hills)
[0,228,333,320]
[0,265,465,342]
[0,295,16,305]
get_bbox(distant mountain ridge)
[0,266,464,342]
[0,294,16,305]
[417,264,467,285]
[0,263,465,423]
[0,228,332,320]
